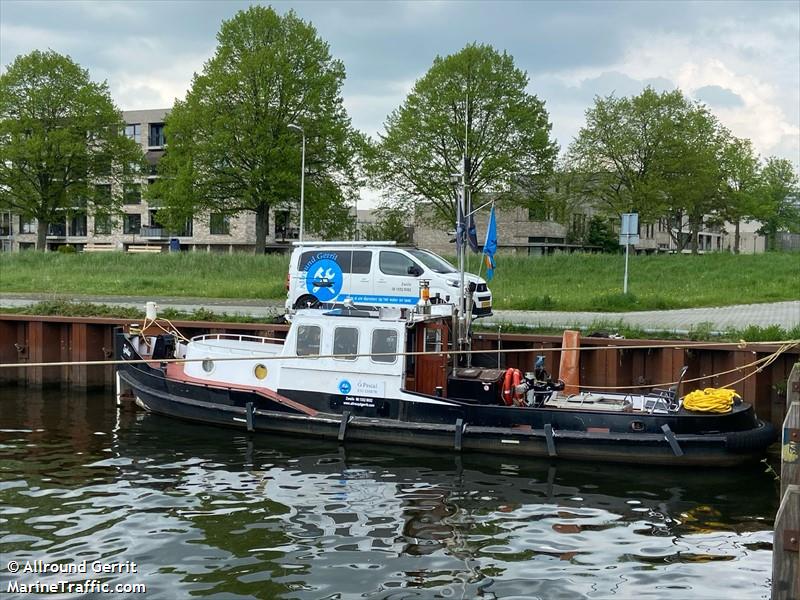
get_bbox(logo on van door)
[306,257,343,302]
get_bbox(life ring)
[512,369,525,406]
[502,368,515,406]
[502,368,525,406]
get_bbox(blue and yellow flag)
[482,205,497,280]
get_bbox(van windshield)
[407,249,457,274]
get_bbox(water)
[0,387,778,599]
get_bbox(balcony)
[140,226,169,239]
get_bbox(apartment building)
[0,106,769,254]
[1,108,303,253]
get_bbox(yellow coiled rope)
[683,388,740,413]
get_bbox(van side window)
[333,327,358,361]
[296,325,321,357]
[298,250,371,274]
[371,329,397,364]
[379,251,418,277]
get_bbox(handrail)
[192,333,286,345]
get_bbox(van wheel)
[294,294,320,309]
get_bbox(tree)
[718,136,761,253]
[360,206,413,244]
[369,43,558,228]
[661,105,727,254]
[151,6,361,253]
[566,88,691,224]
[0,50,143,250]
[756,157,800,250]
[583,216,619,253]
[567,87,739,254]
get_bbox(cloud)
[693,85,745,108]
[0,0,797,168]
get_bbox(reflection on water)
[0,387,777,599]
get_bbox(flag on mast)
[482,205,497,281]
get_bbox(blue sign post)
[619,213,639,295]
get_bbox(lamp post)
[288,123,305,243]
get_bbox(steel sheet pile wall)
[1,315,797,427]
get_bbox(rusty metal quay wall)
[1,314,798,429]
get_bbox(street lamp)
[287,123,306,243]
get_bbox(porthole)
[630,420,645,432]
[202,359,214,373]
[254,364,268,380]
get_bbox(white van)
[285,241,493,316]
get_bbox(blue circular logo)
[338,380,352,394]
[306,258,343,302]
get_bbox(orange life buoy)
[502,368,515,406]
[512,368,524,406]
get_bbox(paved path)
[2,292,798,333]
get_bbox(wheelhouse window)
[379,251,418,276]
[123,213,141,235]
[296,325,321,357]
[371,329,397,364]
[210,213,230,235]
[333,327,358,361]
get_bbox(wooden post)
[772,485,799,600]
[784,363,800,498]
[773,363,800,599]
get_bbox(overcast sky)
[2,0,798,170]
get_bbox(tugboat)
[115,285,775,466]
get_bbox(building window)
[371,329,397,364]
[528,202,551,222]
[48,218,67,237]
[149,123,165,147]
[123,213,141,235]
[275,210,296,240]
[124,183,141,205]
[20,216,36,234]
[70,214,87,237]
[176,216,193,237]
[571,213,587,236]
[333,327,359,361]
[94,154,112,177]
[94,184,112,206]
[0,212,12,236]
[94,213,112,235]
[210,213,230,235]
[296,325,321,357]
[125,123,141,143]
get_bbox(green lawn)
[0,251,797,311]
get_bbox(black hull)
[116,351,776,468]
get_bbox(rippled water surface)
[0,388,778,599]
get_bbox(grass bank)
[1,251,797,311]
